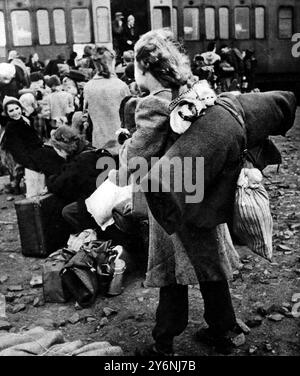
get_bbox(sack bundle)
[233,168,273,261]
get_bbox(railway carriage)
[0,0,299,94]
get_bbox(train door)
[91,0,113,49]
[0,0,6,62]
[149,0,173,32]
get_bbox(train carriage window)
[172,7,178,40]
[72,9,91,43]
[96,7,110,43]
[0,12,6,47]
[255,7,265,39]
[53,9,67,44]
[11,10,32,46]
[278,7,293,39]
[234,7,250,39]
[37,10,50,45]
[153,7,171,30]
[183,8,199,40]
[205,8,215,40]
[219,7,229,39]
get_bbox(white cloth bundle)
[25,169,47,198]
[85,179,132,231]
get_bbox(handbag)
[60,240,119,307]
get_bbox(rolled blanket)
[0,330,64,356]
[0,327,46,352]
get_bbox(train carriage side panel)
[0,0,7,62]
[91,0,113,50]
[149,0,174,32]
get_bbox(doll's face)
[6,103,22,120]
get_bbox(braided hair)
[92,46,116,79]
[134,30,192,89]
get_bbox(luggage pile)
[0,326,123,356]
[42,238,125,308]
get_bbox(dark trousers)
[62,202,97,233]
[152,280,236,353]
[62,201,135,246]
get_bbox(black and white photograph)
[0,0,299,362]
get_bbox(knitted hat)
[47,75,61,88]
[50,125,87,156]
[2,96,23,115]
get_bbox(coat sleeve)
[3,127,41,172]
[119,95,171,172]
[46,163,80,202]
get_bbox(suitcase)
[14,193,70,258]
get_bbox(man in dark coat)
[123,15,139,51]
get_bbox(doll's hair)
[134,30,192,89]
[93,46,116,78]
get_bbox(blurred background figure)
[116,50,134,78]
[67,51,78,70]
[83,46,130,155]
[112,12,125,61]
[192,54,214,82]
[124,15,139,51]
[243,49,258,92]
[218,52,236,92]
[44,75,75,129]
[26,53,45,74]
[44,54,66,77]
[7,50,30,89]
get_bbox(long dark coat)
[119,89,237,286]
[142,91,296,283]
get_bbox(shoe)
[135,344,174,357]
[194,328,234,355]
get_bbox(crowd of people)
[191,41,258,93]
[0,25,296,357]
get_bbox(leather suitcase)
[14,193,70,258]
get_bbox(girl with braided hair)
[83,46,130,156]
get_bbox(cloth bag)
[233,168,273,261]
[24,169,47,198]
[60,240,119,307]
[85,179,132,230]
[42,248,75,303]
